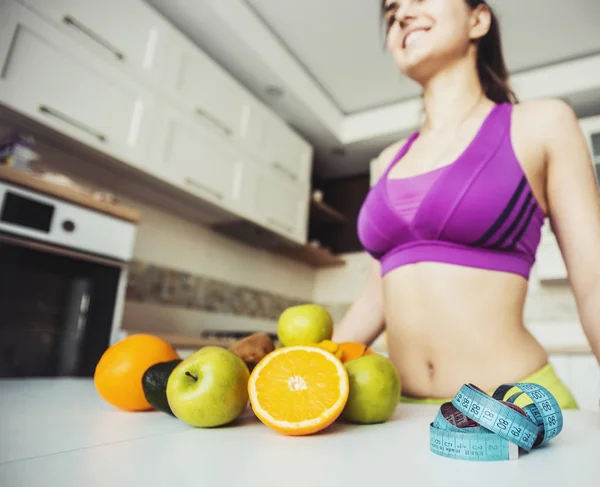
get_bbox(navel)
[427,361,435,378]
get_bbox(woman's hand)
[543,99,600,365]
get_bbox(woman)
[333,0,600,409]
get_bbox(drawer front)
[19,0,168,82]
[240,101,267,154]
[0,9,152,165]
[165,34,250,143]
[255,171,308,243]
[262,114,313,185]
[151,104,244,209]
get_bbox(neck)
[421,57,486,131]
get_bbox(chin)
[396,53,436,84]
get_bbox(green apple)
[341,354,401,424]
[277,304,333,346]
[166,347,250,427]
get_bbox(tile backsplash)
[126,260,308,321]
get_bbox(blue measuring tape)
[429,382,563,461]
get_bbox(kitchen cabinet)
[251,168,309,244]
[162,30,252,146]
[147,102,246,214]
[0,0,314,247]
[0,4,154,169]
[161,30,313,188]
[16,0,169,86]
[260,113,313,186]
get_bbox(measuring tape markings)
[429,382,564,461]
[431,403,514,461]
[493,383,562,444]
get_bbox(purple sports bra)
[357,102,546,279]
[386,166,448,223]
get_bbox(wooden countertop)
[0,166,140,223]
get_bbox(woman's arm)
[542,100,600,364]
[332,263,385,345]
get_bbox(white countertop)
[1,379,599,487]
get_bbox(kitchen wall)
[120,196,316,337]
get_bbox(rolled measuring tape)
[430,382,563,461]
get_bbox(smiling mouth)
[403,28,430,49]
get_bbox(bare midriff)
[382,262,548,400]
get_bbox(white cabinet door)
[262,114,313,185]
[18,0,168,83]
[163,32,250,144]
[0,6,153,168]
[253,170,309,244]
[149,103,245,212]
[241,101,268,156]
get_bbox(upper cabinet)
[161,30,313,187]
[162,31,251,144]
[0,5,154,168]
[17,0,169,85]
[260,113,313,185]
[1,0,314,247]
[253,168,309,243]
[147,101,247,215]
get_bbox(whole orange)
[94,334,179,411]
[339,342,374,363]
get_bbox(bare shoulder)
[511,99,588,166]
[512,98,579,138]
[370,139,406,186]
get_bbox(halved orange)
[248,346,349,436]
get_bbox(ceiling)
[146,0,600,180]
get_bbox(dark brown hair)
[381,0,518,104]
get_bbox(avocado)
[142,359,182,415]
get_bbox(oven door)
[0,233,126,378]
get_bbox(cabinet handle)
[63,15,125,61]
[268,217,294,234]
[195,108,232,137]
[184,177,224,200]
[39,105,107,142]
[272,161,298,181]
